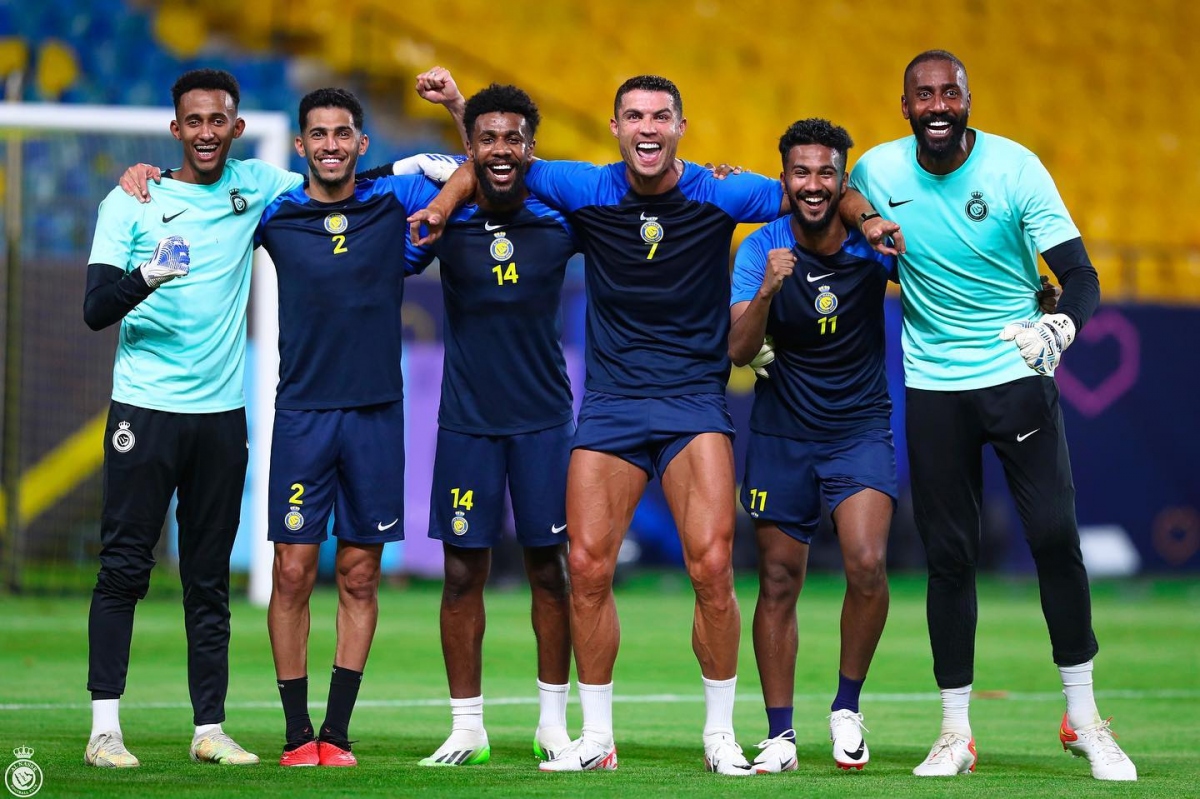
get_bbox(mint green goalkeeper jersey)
[88,159,302,412]
[849,130,1080,390]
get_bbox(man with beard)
[411,75,901,776]
[728,119,896,774]
[849,50,1135,780]
[256,88,440,767]
[405,75,576,769]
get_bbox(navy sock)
[320,665,363,749]
[766,706,794,739]
[831,673,865,713]
[277,676,314,748]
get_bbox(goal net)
[0,103,289,604]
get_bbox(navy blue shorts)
[428,421,572,549]
[740,427,898,544]
[268,402,405,544]
[573,391,734,478]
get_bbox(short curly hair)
[464,84,541,141]
[778,118,854,169]
[171,69,240,111]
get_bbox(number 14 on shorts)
[450,487,474,510]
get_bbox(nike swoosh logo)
[162,210,186,223]
[376,519,399,531]
[807,272,835,282]
[843,740,866,760]
[887,198,913,208]
[640,211,656,221]
[551,523,567,534]
[1016,428,1040,442]
[484,221,503,231]
[580,753,605,769]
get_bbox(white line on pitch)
[1,689,1196,712]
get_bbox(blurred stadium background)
[0,0,1197,596]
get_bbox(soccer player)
[848,50,1136,780]
[407,74,575,767]
[410,75,899,776]
[83,68,301,768]
[257,88,440,767]
[728,119,896,774]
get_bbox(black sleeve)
[83,262,153,331]
[355,163,394,181]
[1041,237,1100,331]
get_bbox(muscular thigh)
[661,432,736,561]
[566,447,648,562]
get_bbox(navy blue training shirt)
[256,175,438,410]
[525,160,782,397]
[431,196,578,435]
[731,218,895,440]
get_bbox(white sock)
[701,675,738,740]
[537,680,569,730]
[194,723,221,738]
[450,695,484,733]
[1060,660,1100,729]
[940,685,972,736]
[91,699,121,738]
[577,681,614,745]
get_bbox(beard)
[788,191,840,233]
[474,159,526,206]
[308,154,356,193]
[909,109,970,158]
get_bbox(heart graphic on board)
[1056,309,1140,418]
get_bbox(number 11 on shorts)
[748,488,767,512]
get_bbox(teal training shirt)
[849,130,1079,390]
[88,159,303,412]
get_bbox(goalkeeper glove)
[999,313,1075,376]
[140,235,191,289]
[748,335,775,379]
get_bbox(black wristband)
[859,212,881,225]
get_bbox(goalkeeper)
[848,50,1134,781]
[82,68,302,769]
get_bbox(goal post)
[0,102,287,605]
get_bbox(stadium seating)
[164,0,1196,301]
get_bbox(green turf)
[1,574,1197,797]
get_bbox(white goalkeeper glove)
[999,313,1076,376]
[748,335,775,379]
[140,235,191,289]
[390,153,465,184]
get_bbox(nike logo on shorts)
[1016,429,1040,442]
[377,519,399,531]
[551,523,567,534]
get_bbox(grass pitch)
[0,574,1196,797]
